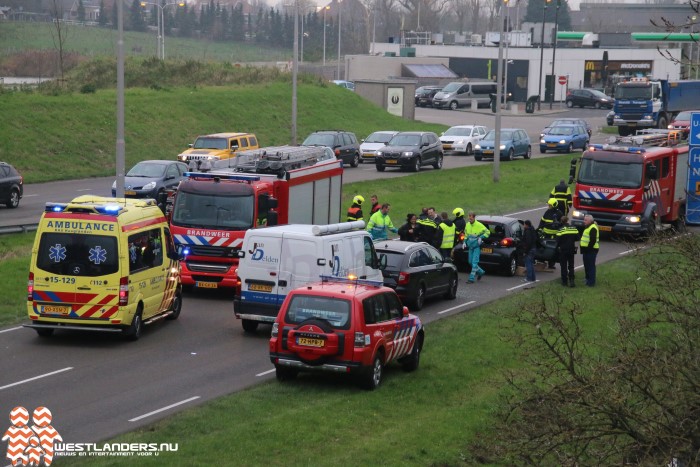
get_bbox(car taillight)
[119,276,129,306]
[500,237,515,247]
[27,272,34,301]
[334,149,341,156]
[271,322,279,338]
[398,272,410,285]
[354,332,366,348]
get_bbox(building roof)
[401,64,458,79]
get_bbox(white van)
[233,221,384,333]
[432,81,498,110]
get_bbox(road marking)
[507,280,538,291]
[0,367,73,391]
[507,207,543,216]
[23,194,39,197]
[438,301,476,314]
[256,369,275,377]
[128,396,201,422]
[77,188,92,192]
[0,326,22,334]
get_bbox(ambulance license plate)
[41,305,70,315]
[124,190,136,196]
[297,337,325,347]
[599,225,612,232]
[196,281,218,289]
[249,283,273,292]
[481,247,493,254]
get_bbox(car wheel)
[165,290,182,320]
[540,147,547,154]
[506,148,514,161]
[444,274,458,300]
[594,102,601,109]
[449,101,458,111]
[466,143,473,155]
[361,353,384,390]
[433,154,443,169]
[401,333,423,372]
[123,306,143,341]
[35,327,54,338]
[350,153,360,168]
[583,140,590,151]
[6,189,20,209]
[566,100,574,108]
[524,146,532,159]
[376,164,385,172]
[505,255,517,276]
[567,143,574,153]
[412,284,426,310]
[242,319,259,333]
[412,157,421,172]
[275,365,298,382]
[474,154,483,161]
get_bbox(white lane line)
[438,301,476,314]
[0,326,22,334]
[23,194,39,197]
[256,369,275,377]
[0,367,73,391]
[507,207,543,216]
[128,396,201,422]
[507,280,539,291]
[77,188,93,192]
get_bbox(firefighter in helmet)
[453,207,466,236]
[538,198,563,268]
[347,195,365,222]
[549,179,572,216]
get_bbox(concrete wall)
[354,80,416,120]
[346,55,449,84]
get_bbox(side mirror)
[188,143,194,148]
[402,306,409,318]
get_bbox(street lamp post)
[140,1,161,57]
[291,0,298,145]
[337,0,342,80]
[322,5,330,66]
[537,0,550,110]
[371,1,377,55]
[140,1,184,60]
[549,0,560,109]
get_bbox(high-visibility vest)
[439,222,456,249]
[347,206,362,222]
[580,223,600,249]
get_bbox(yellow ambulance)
[26,196,182,340]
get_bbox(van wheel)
[242,319,259,333]
[35,327,54,338]
[275,365,298,382]
[361,352,384,390]
[6,189,20,208]
[124,307,143,341]
[449,101,458,110]
[401,333,423,372]
[165,291,182,320]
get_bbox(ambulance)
[25,196,183,340]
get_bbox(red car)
[668,111,696,139]
[269,276,424,390]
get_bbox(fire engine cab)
[568,129,688,235]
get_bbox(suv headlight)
[540,138,546,144]
[402,151,415,157]
[499,144,506,150]
[474,144,481,150]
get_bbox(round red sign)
[558,75,568,85]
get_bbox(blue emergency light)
[589,144,646,154]
[45,203,68,212]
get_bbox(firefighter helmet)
[548,198,559,208]
[353,195,365,205]
[453,207,464,217]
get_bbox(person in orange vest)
[346,195,364,222]
[370,194,380,214]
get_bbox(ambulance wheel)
[124,307,143,341]
[242,319,259,333]
[35,327,54,338]
[275,365,298,382]
[166,291,182,320]
[361,352,384,390]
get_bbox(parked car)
[111,160,189,201]
[332,80,355,91]
[432,81,498,110]
[439,125,489,155]
[268,277,425,390]
[301,130,361,167]
[451,215,558,276]
[473,128,531,161]
[374,131,444,172]
[374,241,458,311]
[668,110,695,139]
[414,86,443,107]
[565,88,614,109]
[541,118,592,138]
[360,131,399,163]
[0,161,23,209]
[539,124,590,153]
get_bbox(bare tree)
[652,0,700,77]
[49,0,69,83]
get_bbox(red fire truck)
[166,145,343,289]
[568,130,688,236]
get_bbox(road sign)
[687,147,700,225]
[690,112,700,146]
[558,75,567,85]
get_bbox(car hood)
[122,175,160,188]
[360,142,387,151]
[542,134,573,142]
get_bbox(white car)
[439,125,489,155]
[360,131,399,163]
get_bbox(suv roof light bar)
[319,275,384,288]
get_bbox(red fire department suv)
[269,276,425,390]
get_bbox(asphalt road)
[1,106,656,449]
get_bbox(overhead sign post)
[686,113,700,224]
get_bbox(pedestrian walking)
[521,219,537,283]
[580,214,600,287]
[366,203,398,240]
[463,212,490,283]
[556,216,579,287]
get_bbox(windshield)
[36,233,119,277]
[127,163,166,178]
[303,134,336,147]
[675,111,692,120]
[284,295,351,329]
[388,134,421,146]
[578,159,642,188]
[365,132,395,144]
[193,137,228,150]
[615,85,652,100]
[441,83,461,93]
[444,127,472,136]
[483,130,513,141]
[591,90,609,99]
[548,126,574,136]
[171,191,254,230]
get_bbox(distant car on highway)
[539,124,589,153]
[439,125,488,155]
[374,131,444,172]
[473,129,531,161]
[565,88,614,109]
[541,118,592,138]
[111,160,188,201]
[360,131,399,163]
[0,161,23,209]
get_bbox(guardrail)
[0,224,39,235]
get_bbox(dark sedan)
[451,215,558,276]
[374,241,458,311]
[112,160,189,200]
[374,131,444,172]
[0,161,23,209]
[415,86,443,107]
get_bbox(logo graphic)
[391,95,400,104]
[2,406,62,466]
[89,245,107,265]
[48,244,66,263]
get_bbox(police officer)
[538,198,563,268]
[550,179,572,216]
[580,214,600,287]
[436,211,456,259]
[346,195,364,222]
[556,216,579,287]
[416,207,440,246]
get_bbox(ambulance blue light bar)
[184,172,261,182]
[44,202,124,215]
[319,275,384,288]
[45,203,68,212]
[588,144,646,154]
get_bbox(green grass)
[0,233,33,326]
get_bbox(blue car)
[473,128,531,161]
[539,124,589,154]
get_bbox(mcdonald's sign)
[585,61,598,71]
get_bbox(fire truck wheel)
[242,319,259,333]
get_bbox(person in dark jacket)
[580,214,600,287]
[435,211,456,259]
[521,219,538,283]
[556,216,579,287]
[538,198,563,268]
[550,179,572,216]
[398,213,418,241]
[370,194,380,214]
[416,207,440,246]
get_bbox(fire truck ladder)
[212,145,336,176]
[607,129,682,148]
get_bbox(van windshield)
[284,295,352,329]
[172,192,255,230]
[441,83,461,92]
[36,233,119,277]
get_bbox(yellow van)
[25,196,182,340]
[177,132,259,168]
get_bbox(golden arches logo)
[585,61,596,71]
